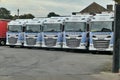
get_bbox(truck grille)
[8,37,17,44]
[93,40,110,49]
[66,38,81,47]
[26,38,36,45]
[45,38,57,47]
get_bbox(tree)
[114,0,120,4]
[47,12,60,17]
[0,7,13,19]
[19,13,35,19]
[12,15,18,20]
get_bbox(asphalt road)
[0,46,112,80]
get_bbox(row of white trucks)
[6,13,114,52]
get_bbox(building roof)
[80,2,109,14]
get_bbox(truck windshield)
[43,24,61,32]
[90,21,113,32]
[64,22,86,32]
[26,25,40,33]
[8,25,22,32]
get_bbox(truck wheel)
[0,40,5,46]
[91,52,97,54]
[91,51,99,54]
[10,46,14,48]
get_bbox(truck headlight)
[107,36,111,38]
[92,35,96,38]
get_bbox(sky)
[0,0,115,17]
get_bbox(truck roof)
[8,19,32,26]
[64,15,90,22]
[43,17,69,24]
[89,13,114,21]
[26,18,47,25]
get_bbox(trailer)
[0,19,10,45]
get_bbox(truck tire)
[10,45,15,48]
[0,40,5,46]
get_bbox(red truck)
[0,19,9,45]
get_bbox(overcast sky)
[0,0,114,17]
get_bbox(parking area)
[0,46,112,80]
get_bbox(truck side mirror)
[112,21,114,31]
[23,27,26,32]
[87,24,89,31]
[62,25,64,31]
